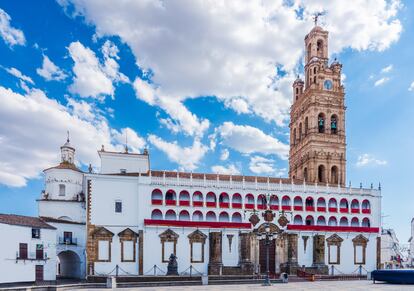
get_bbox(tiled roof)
[43,162,83,173]
[0,213,56,229]
[40,216,85,225]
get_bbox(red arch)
[351,199,360,213]
[219,211,229,222]
[179,210,190,221]
[305,197,315,211]
[305,215,314,225]
[165,189,177,206]
[362,217,371,227]
[293,215,303,225]
[151,189,163,205]
[328,216,337,226]
[192,191,203,207]
[351,217,359,226]
[206,211,216,221]
[232,212,242,222]
[362,199,371,214]
[339,216,348,226]
[270,195,279,210]
[257,194,267,210]
[151,209,162,219]
[192,210,203,221]
[165,209,176,220]
[179,190,190,206]
[232,193,242,209]
[206,192,217,207]
[219,192,230,208]
[328,198,337,212]
[339,198,349,213]
[293,196,303,211]
[245,194,255,209]
[317,215,326,225]
[317,197,326,212]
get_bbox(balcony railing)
[59,237,78,245]
[16,251,48,261]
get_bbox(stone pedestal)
[208,232,223,275]
[312,235,328,274]
[281,233,299,275]
[239,232,254,274]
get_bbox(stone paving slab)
[88,281,414,291]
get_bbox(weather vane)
[313,12,325,26]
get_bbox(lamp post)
[246,193,292,286]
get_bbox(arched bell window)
[317,40,324,57]
[304,117,309,135]
[299,123,303,140]
[331,115,338,134]
[293,128,297,145]
[318,113,325,133]
[331,166,339,184]
[318,165,326,183]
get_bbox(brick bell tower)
[289,25,346,186]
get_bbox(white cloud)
[68,41,128,99]
[381,64,393,73]
[356,154,387,167]
[408,81,414,92]
[0,9,25,48]
[215,122,289,159]
[133,78,209,137]
[249,155,286,176]
[211,164,240,175]
[36,55,68,81]
[374,77,390,87]
[0,85,144,187]
[4,67,34,85]
[148,135,208,171]
[60,0,402,127]
[220,148,229,161]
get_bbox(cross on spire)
[313,12,324,26]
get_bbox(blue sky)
[0,1,413,244]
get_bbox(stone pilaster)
[208,232,223,275]
[281,233,299,274]
[312,235,328,273]
[138,230,144,275]
[239,232,254,274]
[376,236,381,270]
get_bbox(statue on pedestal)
[166,253,178,276]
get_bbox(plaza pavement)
[89,281,414,291]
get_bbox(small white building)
[0,214,57,284]
[381,229,402,269]
[408,218,414,267]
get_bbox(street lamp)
[256,222,275,286]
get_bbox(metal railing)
[59,237,78,245]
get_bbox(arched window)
[318,113,325,133]
[293,215,303,225]
[307,43,312,61]
[305,215,314,226]
[281,196,291,210]
[339,217,348,226]
[317,40,324,57]
[151,209,162,220]
[318,165,326,183]
[206,192,217,207]
[313,76,316,84]
[351,217,359,227]
[165,190,176,206]
[317,198,326,211]
[351,199,360,213]
[340,199,349,213]
[59,184,66,196]
[305,197,314,211]
[232,193,242,209]
[294,196,303,211]
[331,166,339,184]
[179,190,190,206]
[219,212,229,222]
[362,218,371,227]
[206,211,216,222]
[331,115,338,134]
[165,210,176,221]
[293,128,297,145]
[232,212,242,223]
[305,117,309,135]
[151,189,163,205]
[179,210,190,221]
[328,216,337,226]
[219,192,230,208]
[303,167,308,182]
[313,67,317,74]
[270,195,279,210]
[299,123,303,140]
[362,200,371,214]
[328,198,337,212]
[192,191,203,207]
[257,194,267,210]
[192,211,203,221]
[317,216,326,225]
[245,194,255,209]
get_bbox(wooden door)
[35,265,43,281]
[259,239,276,274]
[19,243,28,259]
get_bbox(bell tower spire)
[61,131,75,164]
[289,24,346,186]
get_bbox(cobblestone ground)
[91,281,414,291]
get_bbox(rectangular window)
[36,244,44,260]
[122,240,134,261]
[19,243,28,259]
[59,184,66,196]
[98,240,110,261]
[328,245,339,264]
[115,201,122,213]
[120,169,127,174]
[64,231,73,244]
[192,242,203,262]
[355,245,364,264]
[163,241,174,262]
[32,228,40,239]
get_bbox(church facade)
[34,25,381,280]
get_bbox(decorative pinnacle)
[67,130,70,143]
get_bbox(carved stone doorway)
[259,239,276,274]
